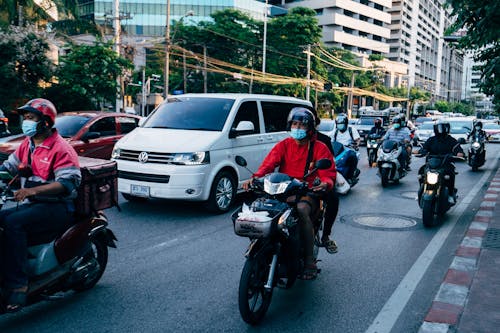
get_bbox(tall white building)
[280,0,392,54]
[387,0,462,101]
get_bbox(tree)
[0,25,54,111]
[446,0,500,112]
[54,42,133,110]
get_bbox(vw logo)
[138,152,149,163]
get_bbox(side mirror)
[315,158,332,170]
[82,131,100,142]
[235,155,247,167]
[229,121,255,138]
[138,118,146,127]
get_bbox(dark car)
[0,111,142,163]
[0,108,10,138]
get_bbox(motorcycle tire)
[380,168,390,188]
[422,199,436,228]
[72,238,108,292]
[238,256,273,325]
[368,151,375,167]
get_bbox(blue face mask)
[393,123,401,130]
[290,128,307,140]
[22,120,39,137]
[337,124,347,131]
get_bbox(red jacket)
[254,137,336,190]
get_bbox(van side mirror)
[229,121,255,138]
[138,118,146,127]
[82,131,100,142]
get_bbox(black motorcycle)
[468,134,486,171]
[232,156,331,325]
[417,153,463,227]
[366,133,382,167]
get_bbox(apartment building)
[387,0,462,101]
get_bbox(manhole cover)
[401,191,418,200]
[482,228,500,250]
[342,214,419,231]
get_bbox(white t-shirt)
[331,127,360,147]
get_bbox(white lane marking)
[365,150,500,333]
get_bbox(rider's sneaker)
[448,195,456,205]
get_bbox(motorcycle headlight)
[471,142,481,150]
[171,152,210,165]
[264,178,290,195]
[426,171,439,185]
[278,209,292,226]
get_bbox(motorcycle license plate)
[131,184,150,197]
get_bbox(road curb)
[418,171,500,333]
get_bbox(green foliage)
[368,54,384,61]
[55,41,133,110]
[446,0,500,111]
[0,25,54,111]
[434,100,450,113]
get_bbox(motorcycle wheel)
[238,256,273,325]
[422,199,436,228]
[472,164,478,172]
[72,238,108,292]
[368,151,375,166]
[380,168,390,187]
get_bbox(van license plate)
[131,184,150,197]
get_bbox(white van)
[111,93,312,212]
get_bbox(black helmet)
[287,107,316,132]
[392,116,402,125]
[474,120,483,129]
[335,113,349,132]
[374,117,382,128]
[434,121,450,137]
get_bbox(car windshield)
[419,122,435,130]
[359,118,375,125]
[144,97,235,131]
[54,115,92,138]
[416,117,433,124]
[483,123,500,129]
[317,120,334,132]
[450,127,469,134]
[449,121,472,132]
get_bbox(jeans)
[322,191,339,239]
[0,202,73,289]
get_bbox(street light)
[164,3,194,99]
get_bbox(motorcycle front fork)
[264,253,279,291]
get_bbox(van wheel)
[122,193,148,202]
[206,171,236,213]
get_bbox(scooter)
[366,133,382,167]
[332,141,360,193]
[0,174,117,314]
[468,134,486,171]
[376,140,406,187]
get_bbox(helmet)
[374,118,382,128]
[392,116,402,125]
[399,114,406,122]
[434,121,450,137]
[474,120,483,129]
[17,98,57,126]
[335,113,349,132]
[287,107,316,133]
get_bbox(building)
[387,0,462,102]
[279,0,392,55]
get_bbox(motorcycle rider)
[331,113,360,181]
[243,108,336,280]
[383,116,411,172]
[418,121,465,204]
[368,117,386,137]
[0,98,81,312]
[311,111,339,254]
[467,120,488,142]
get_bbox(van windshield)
[144,97,235,131]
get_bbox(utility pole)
[262,0,268,75]
[113,0,121,112]
[203,45,207,93]
[164,0,171,99]
[183,50,187,94]
[347,72,355,118]
[306,44,311,101]
[141,68,146,117]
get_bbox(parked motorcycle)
[366,133,382,167]
[468,134,486,171]
[0,172,117,314]
[232,156,331,325]
[417,153,463,227]
[377,140,406,187]
[332,141,360,192]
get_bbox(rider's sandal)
[322,238,338,254]
[299,263,318,280]
[6,290,27,313]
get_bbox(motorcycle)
[366,133,382,167]
[376,140,406,187]
[332,141,360,193]
[232,156,331,325]
[417,153,463,227]
[468,134,486,171]
[0,172,117,314]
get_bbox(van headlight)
[111,148,121,159]
[426,171,439,185]
[171,152,210,165]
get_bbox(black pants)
[322,190,339,239]
[0,202,73,289]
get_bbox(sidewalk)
[419,166,500,333]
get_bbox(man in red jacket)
[243,108,336,280]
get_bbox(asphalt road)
[1,142,499,333]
